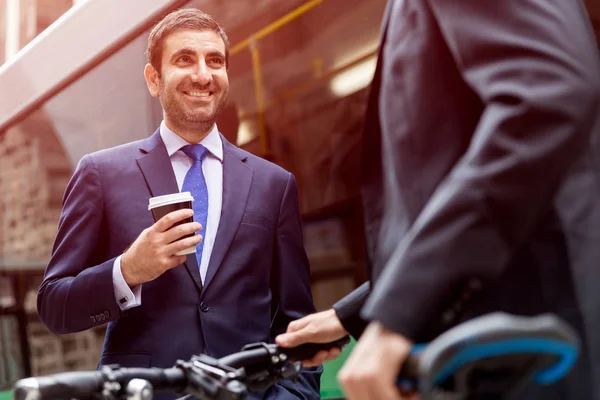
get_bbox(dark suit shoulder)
[225,143,291,180]
[83,138,147,165]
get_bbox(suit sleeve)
[266,173,321,400]
[333,281,370,339]
[362,0,600,340]
[37,154,123,334]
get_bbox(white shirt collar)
[160,120,223,162]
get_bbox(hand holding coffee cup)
[148,192,198,256]
[120,192,202,287]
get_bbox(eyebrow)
[170,48,225,62]
[205,50,225,60]
[170,48,196,62]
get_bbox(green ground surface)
[319,337,355,399]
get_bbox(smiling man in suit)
[37,8,320,400]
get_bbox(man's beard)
[159,80,228,130]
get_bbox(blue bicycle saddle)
[399,313,579,399]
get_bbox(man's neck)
[164,119,214,144]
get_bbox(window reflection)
[190,0,386,213]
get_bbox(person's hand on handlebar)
[276,309,348,367]
[339,321,416,400]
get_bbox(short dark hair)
[146,8,230,74]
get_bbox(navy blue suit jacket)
[37,130,321,399]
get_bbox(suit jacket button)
[200,302,209,313]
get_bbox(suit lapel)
[136,129,203,292]
[202,138,253,290]
[381,0,394,39]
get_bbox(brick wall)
[0,127,59,261]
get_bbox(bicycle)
[13,312,579,400]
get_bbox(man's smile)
[182,89,213,99]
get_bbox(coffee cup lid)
[148,192,194,210]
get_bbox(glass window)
[42,34,159,166]
[190,0,387,214]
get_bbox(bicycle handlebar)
[218,337,351,368]
[14,313,580,400]
[15,371,104,400]
[14,368,187,400]
[13,337,351,400]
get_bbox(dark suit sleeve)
[37,154,122,334]
[333,281,370,339]
[362,0,600,340]
[267,173,321,400]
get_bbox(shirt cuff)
[112,255,142,311]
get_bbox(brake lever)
[175,359,247,400]
[237,343,303,392]
[243,362,302,393]
[243,337,352,391]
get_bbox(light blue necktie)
[181,144,209,271]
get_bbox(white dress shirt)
[113,121,223,310]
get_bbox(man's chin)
[182,114,217,127]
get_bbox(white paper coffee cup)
[148,192,196,256]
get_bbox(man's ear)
[144,63,160,97]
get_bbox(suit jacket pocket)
[99,352,151,368]
[241,212,273,233]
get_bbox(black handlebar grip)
[14,372,104,400]
[282,336,351,361]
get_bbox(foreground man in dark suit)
[37,9,319,400]
[277,0,600,398]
